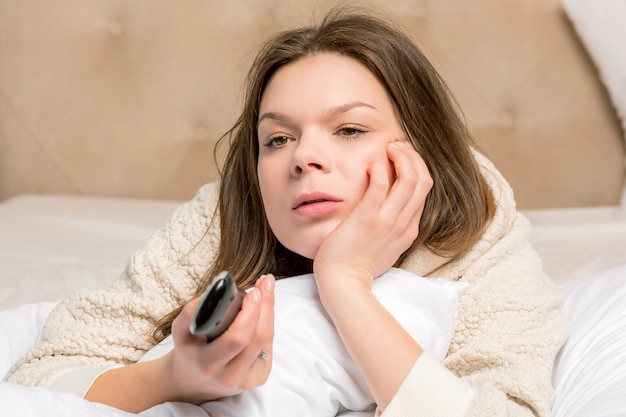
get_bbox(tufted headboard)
[1,0,624,209]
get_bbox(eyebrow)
[257,101,379,125]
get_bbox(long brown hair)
[154,8,495,340]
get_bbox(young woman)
[5,9,568,417]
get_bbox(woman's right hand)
[85,274,275,412]
[166,273,275,404]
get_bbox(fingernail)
[250,288,261,303]
[265,275,275,291]
[256,275,265,288]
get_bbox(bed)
[0,0,625,416]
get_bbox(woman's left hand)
[313,140,433,295]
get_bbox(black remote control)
[189,271,245,342]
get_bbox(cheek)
[257,162,279,217]
[257,156,281,193]
[257,165,268,202]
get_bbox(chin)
[280,223,338,261]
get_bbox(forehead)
[259,53,393,113]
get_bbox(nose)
[290,135,331,176]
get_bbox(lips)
[292,192,341,217]
[292,192,340,210]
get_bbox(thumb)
[182,298,200,319]
[173,298,203,342]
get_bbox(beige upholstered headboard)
[1,0,624,208]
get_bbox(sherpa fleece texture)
[5,152,568,417]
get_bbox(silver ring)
[258,349,270,360]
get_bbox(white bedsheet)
[0,194,182,310]
[524,206,626,286]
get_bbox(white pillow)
[139,268,467,417]
[562,0,626,216]
[552,264,626,417]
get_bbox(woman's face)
[257,53,406,259]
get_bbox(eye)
[263,135,292,149]
[337,125,366,139]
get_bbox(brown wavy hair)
[154,8,495,340]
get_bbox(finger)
[221,276,275,387]
[384,142,433,243]
[399,147,432,220]
[255,274,275,356]
[385,141,432,214]
[251,275,276,378]
[385,141,419,203]
[205,288,263,366]
[378,142,419,230]
[228,287,264,346]
[172,298,205,344]
[238,275,275,366]
[358,162,391,213]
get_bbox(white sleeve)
[380,352,475,417]
[50,366,119,397]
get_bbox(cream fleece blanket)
[5,153,568,416]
